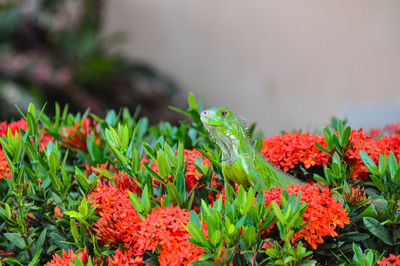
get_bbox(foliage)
[0,94,399,265]
[0,0,180,123]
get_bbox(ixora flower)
[0,119,27,136]
[88,182,141,245]
[264,184,350,249]
[108,248,143,266]
[126,205,204,265]
[377,254,400,266]
[261,132,329,172]
[346,130,400,180]
[261,129,400,181]
[89,179,204,265]
[0,150,11,180]
[60,117,100,152]
[46,247,88,266]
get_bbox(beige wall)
[103,1,400,136]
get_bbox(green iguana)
[200,107,393,217]
[200,107,304,201]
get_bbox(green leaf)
[167,182,182,206]
[340,231,370,242]
[187,222,210,249]
[157,151,171,177]
[129,191,144,214]
[27,248,42,266]
[360,150,379,175]
[190,210,202,228]
[188,92,199,112]
[70,218,80,243]
[363,217,393,245]
[32,228,47,256]
[75,167,89,192]
[332,134,341,151]
[141,185,152,214]
[143,163,167,186]
[315,143,331,156]
[378,154,387,177]
[388,152,398,180]
[271,201,285,224]
[369,175,385,192]
[210,230,222,246]
[331,152,341,178]
[49,152,60,172]
[340,126,351,148]
[105,110,117,126]
[4,232,26,249]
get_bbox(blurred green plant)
[0,0,180,123]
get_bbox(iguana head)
[200,107,247,155]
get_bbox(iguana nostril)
[201,110,208,117]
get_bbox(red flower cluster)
[46,247,88,266]
[261,132,329,172]
[0,119,27,137]
[88,182,141,245]
[346,130,400,180]
[60,118,100,152]
[125,205,204,265]
[261,129,400,181]
[54,206,63,219]
[370,121,400,138]
[89,177,204,265]
[264,184,350,249]
[378,254,400,266]
[108,248,143,266]
[0,150,11,180]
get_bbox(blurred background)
[1,0,400,135]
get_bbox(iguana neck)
[221,130,252,165]
[206,123,249,164]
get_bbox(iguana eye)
[221,111,227,117]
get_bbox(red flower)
[2,119,27,137]
[0,250,15,262]
[108,248,143,266]
[88,182,141,246]
[377,254,400,266]
[46,247,88,266]
[126,205,205,264]
[261,129,400,181]
[264,184,350,249]
[89,175,205,265]
[38,130,54,152]
[261,132,329,172]
[0,150,11,180]
[54,206,63,219]
[60,118,100,152]
[346,130,400,180]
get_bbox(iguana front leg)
[222,154,269,203]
